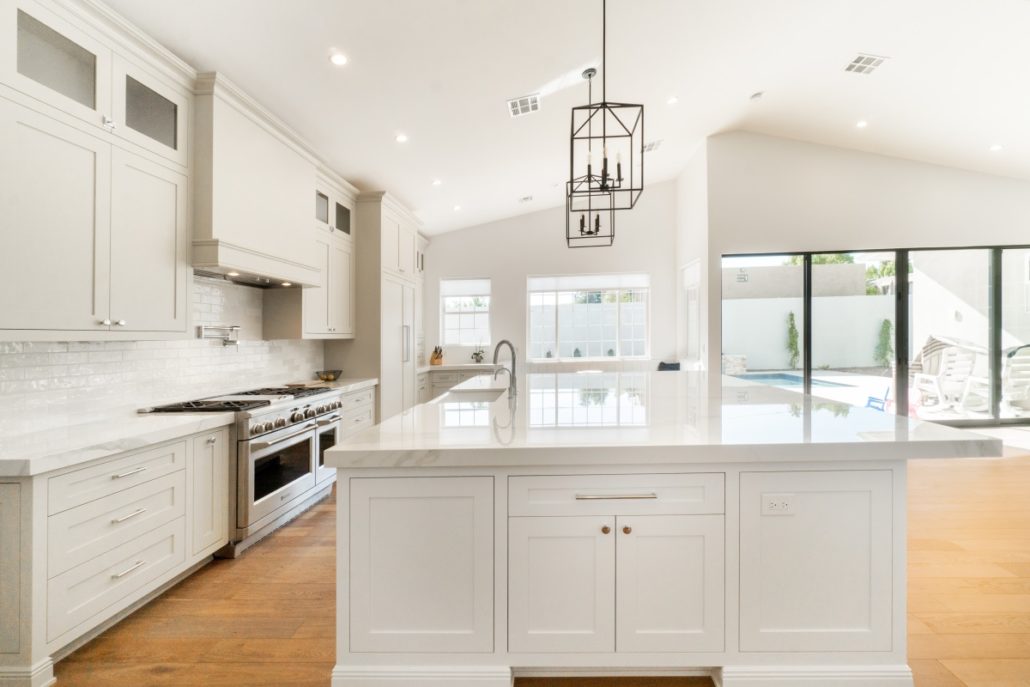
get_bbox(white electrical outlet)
[761,492,795,516]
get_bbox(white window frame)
[526,273,651,363]
[440,278,492,347]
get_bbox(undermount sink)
[435,388,506,403]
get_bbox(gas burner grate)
[144,399,271,412]
[235,386,330,398]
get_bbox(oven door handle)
[317,415,341,426]
[249,423,316,451]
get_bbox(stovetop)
[140,385,334,414]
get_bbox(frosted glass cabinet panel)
[16,9,95,108]
[5,2,112,123]
[125,75,176,149]
[111,56,189,167]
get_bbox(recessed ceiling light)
[856,120,868,129]
[227,271,240,277]
[990,144,1003,152]
[666,95,679,105]
[432,179,442,186]
[329,52,348,67]
[281,281,292,287]
[395,133,408,143]
[453,205,462,211]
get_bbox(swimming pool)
[737,372,853,389]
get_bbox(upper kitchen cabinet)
[1,0,191,169]
[192,73,320,287]
[0,0,194,340]
[316,170,354,240]
[377,198,418,281]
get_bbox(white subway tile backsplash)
[0,277,324,435]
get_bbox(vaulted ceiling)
[105,0,1030,234]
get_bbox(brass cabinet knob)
[623,526,632,535]
[601,525,611,535]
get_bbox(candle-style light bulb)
[616,150,623,183]
[579,213,586,234]
[594,213,601,233]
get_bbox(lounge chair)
[1004,345,1030,410]
[866,386,890,412]
[913,346,976,409]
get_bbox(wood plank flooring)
[56,452,1030,687]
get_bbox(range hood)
[192,72,322,289]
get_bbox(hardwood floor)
[56,452,1030,687]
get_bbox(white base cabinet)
[0,426,232,687]
[334,464,912,687]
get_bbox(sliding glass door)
[721,245,1030,427]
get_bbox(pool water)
[737,372,852,389]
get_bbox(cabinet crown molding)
[358,191,423,227]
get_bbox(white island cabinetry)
[327,372,1000,687]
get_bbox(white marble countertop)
[327,371,1002,469]
[416,363,504,374]
[0,376,378,477]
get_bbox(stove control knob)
[318,404,329,413]
[304,408,317,419]
[251,425,263,436]
[274,417,287,428]
[290,411,305,423]
[262,421,274,433]
[333,400,343,409]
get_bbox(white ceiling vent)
[508,94,540,117]
[845,53,888,75]
[643,140,663,153]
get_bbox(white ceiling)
[104,0,1030,235]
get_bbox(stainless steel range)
[142,385,345,555]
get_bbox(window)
[528,274,650,361]
[441,278,491,346]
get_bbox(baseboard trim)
[515,667,713,678]
[717,665,914,687]
[332,665,513,687]
[0,658,56,687]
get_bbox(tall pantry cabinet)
[325,192,425,422]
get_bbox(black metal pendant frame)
[566,176,615,248]
[569,100,644,211]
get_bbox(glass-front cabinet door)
[2,1,112,125]
[111,54,189,166]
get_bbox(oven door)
[238,422,317,529]
[315,413,342,485]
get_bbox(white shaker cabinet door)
[508,516,615,654]
[109,147,188,333]
[349,476,494,653]
[190,429,228,557]
[615,514,724,652]
[303,234,331,335]
[0,98,111,331]
[328,237,353,336]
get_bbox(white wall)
[675,145,709,366]
[688,131,1030,373]
[423,180,679,370]
[0,277,324,435]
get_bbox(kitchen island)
[325,371,1000,687]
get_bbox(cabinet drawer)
[48,471,186,578]
[508,474,724,517]
[47,517,185,642]
[431,372,460,384]
[48,441,186,515]
[342,405,374,437]
[341,388,374,411]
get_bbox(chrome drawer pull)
[317,415,341,426]
[111,507,147,524]
[111,560,145,579]
[111,466,148,480]
[574,493,658,500]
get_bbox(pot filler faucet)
[493,339,517,397]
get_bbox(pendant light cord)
[602,0,606,102]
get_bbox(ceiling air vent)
[643,140,663,153]
[845,53,888,75]
[508,93,540,118]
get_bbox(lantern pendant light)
[567,0,644,217]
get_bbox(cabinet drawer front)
[341,388,374,411]
[48,441,186,515]
[431,372,460,383]
[47,517,185,642]
[342,405,374,437]
[48,471,186,578]
[509,474,724,517]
